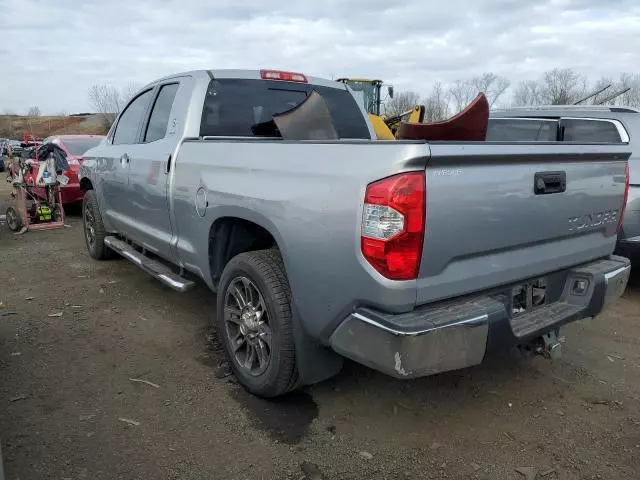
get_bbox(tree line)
[385,68,640,121]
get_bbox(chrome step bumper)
[104,236,195,293]
[329,255,630,379]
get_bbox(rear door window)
[487,118,558,141]
[200,78,370,139]
[144,83,179,143]
[112,89,153,145]
[561,118,622,142]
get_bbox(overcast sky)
[1,0,639,114]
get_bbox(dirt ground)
[1,183,640,480]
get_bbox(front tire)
[82,190,115,260]
[216,249,298,397]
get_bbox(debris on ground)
[0,302,5,309]
[10,394,28,402]
[10,352,21,357]
[24,297,34,301]
[118,418,141,426]
[213,365,231,379]
[540,468,557,477]
[48,312,63,317]
[300,461,327,480]
[515,467,538,480]
[429,441,442,450]
[129,378,160,389]
[359,451,373,460]
[606,353,624,360]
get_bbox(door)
[124,81,182,260]
[100,88,154,230]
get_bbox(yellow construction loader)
[336,78,424,139]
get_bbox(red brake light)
[616,162,630,234]
[260,69,308,83]
[361,172,425,280]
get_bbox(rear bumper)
[329,255,631,379]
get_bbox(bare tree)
[88,82,142,130]
[422,81,450,121]
[539,68,586,104]
[27,106,41,116]
[384,91,421,117]
[512,80,543,106]
[121,82,141,104]
[615,73,640,107]
[470,73,510,107]
[448,79,476,113]
[88,84,121,130]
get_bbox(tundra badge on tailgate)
[568,210,618,232]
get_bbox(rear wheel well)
[80,178,93,191]
[209,217,278,287]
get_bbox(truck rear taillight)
[260,69,308,83]
[616,162,630,234]
[361,172,425,280]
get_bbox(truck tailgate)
[416,142,630,304]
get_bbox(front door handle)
[120,153,130,166]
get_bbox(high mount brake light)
[361,172,425,280]
[616,162,630,234]
[260,69,308,83]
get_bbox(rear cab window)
[487,119,558,141]
[561,118,623,142]
[488,116,628,143]
[200,78,370,139]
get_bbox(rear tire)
[216,249,298,397]
[82,190,116,260]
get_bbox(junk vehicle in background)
[488,105,639,265]
[78,69,631,397]
[28,135,105,205]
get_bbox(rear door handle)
[534,171,566,195]
[120,153,130,166]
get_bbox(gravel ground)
[1,182,640,480]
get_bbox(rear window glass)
[562,119,622,142]
[200,78,370,139]
[62,138,103,156]
[487,118,558,141]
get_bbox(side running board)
[104,236,195,293]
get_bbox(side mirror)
[388,86,394,99]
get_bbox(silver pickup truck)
[79,69,631,397]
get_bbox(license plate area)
[511,278,547,317]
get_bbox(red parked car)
[35,135,105,205]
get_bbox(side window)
[144,83,179,143]
[112,89,153,145]
[561,119,622,143]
